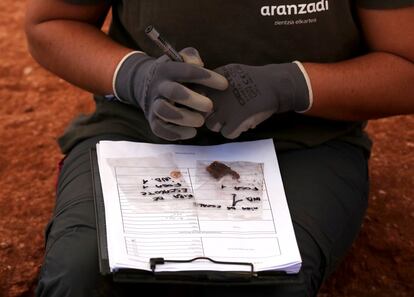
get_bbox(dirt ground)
[0,1,413,296]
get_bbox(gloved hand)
[113,47,228,140]
[204,62,312,139]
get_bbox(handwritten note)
[194,161,264,218]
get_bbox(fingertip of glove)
[180,128,198,140]
[205,120,222,133]
[198,98,214,113]
[221,131,239,139]
[180,47,204,67]
[211,73,229,90]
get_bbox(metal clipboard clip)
[149,257,257,281]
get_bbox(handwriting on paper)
[122,161,264,216]
[139,175,194,202]
[193,161,265,216]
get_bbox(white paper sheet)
[96,139,301,273]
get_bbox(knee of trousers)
[36,225,103,297]
[293,222,326,297]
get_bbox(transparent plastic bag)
[107,153,195,212]
[193,160,264,219]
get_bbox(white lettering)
[307,3,316,13]
[298,4,307,14]
[261,6,271,16]
[316,0,325,12]
[260,1,330,16]
[286,5,298,15]
[276,5,287,15]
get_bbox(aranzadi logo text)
[261,0,329,16]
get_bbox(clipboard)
[90,148,303,286]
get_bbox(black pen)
[145,25,184,62]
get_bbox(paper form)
[96,139,301,273]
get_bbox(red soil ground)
[0,1,413,296]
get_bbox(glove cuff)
[112,50,147,103]
[292,61,313,113]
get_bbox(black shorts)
[36,135,369,297]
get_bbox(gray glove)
[205,62,311,139]
[114,48,228,140]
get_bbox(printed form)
[96,139,301,274]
